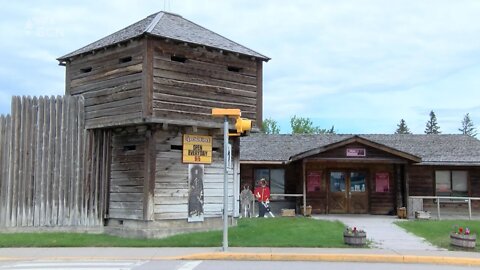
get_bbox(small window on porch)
[435,170,468,196]
[254,168,285,195]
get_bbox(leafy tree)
[290,115,335,134]
[395,119,411,134]
[424,110,441,134]
[459,113,477,137]
[261,118,281,134]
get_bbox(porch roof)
[240,134,480,166]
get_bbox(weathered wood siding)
[151,39,260,125]
[407,166,434,196]
[154,127,235,220]
[66,40,144,129]
[0,96,109,227]
[108,126,147,220]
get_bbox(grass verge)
[395,220,480,251]
[0,217,349,248]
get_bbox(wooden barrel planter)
[450,233,476,249]
[343,232,367,246]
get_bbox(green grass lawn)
[395,220,480,251]
[0,217,349,248]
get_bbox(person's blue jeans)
[258,202,267,217]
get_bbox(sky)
[1,0,480,134]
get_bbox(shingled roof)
[58,11,269,61]
[240,134,480,165]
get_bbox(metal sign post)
[222,116,229,251]
[211,108,252,252]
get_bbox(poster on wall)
[375,172,389,193]
[307,171,322,192]
[188,164,204,222]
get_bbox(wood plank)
[109,209,143,220]
[45,97,55,225]
[17,96,26,226]
[83,82,142,105]
[85,103,142,119]
[40,97,50,226]
[3,114,12,226]
[153,40,256,70]
[109,193,143,202]
[256,60,263,127]
[153,80,257,103]
[70,63,143,88]
[69,40,144,67]
[0,115,6,226]
[153,92,255,112]
[70,54,144,80]
[70,73,142,95]
[142,37,153,118]
[153,196,187,205]
[153,68,256,92]
[153,51,257,76]
[52,96,62,225]
[154,212,187,220]
[154,204,187,213]
[153,57,257,85]
[110,185,144,193]
[10,96,21,226]
[144,128,156,220]
[109,202,143,209]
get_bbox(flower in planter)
[452,225,474,236]
[344,226,365,235]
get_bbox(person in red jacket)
[254,178,271,217]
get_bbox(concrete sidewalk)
[1,247,480,267]
[313,214,443,251]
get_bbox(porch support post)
[395,164,403,208]
[404,165,411,218]
[302,160,307,216]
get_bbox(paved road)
[0,260,476,270]
[313,214,444,251]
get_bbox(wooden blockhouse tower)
[57,11,269,237]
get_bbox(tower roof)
[58,11,269,62]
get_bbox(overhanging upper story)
[58,12,269,129]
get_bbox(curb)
[178,252,480,266]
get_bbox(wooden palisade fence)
[0,95,110,227]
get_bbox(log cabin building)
[56,11,269,237]
[240,134,480,216]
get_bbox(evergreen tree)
[261,118,281,134]
[395,119,411,134]
[459,113,477,137]
[424,110,441,134]
[290,115,335,134]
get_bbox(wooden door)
[328,171,369,214]
[328,172,347,213]
[348,172,368,214]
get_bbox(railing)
[242,194,304,217]
[408,196,480,220]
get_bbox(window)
[171,55,187,63]
[435,170,468,196]
[119,56,132,63]
[254,168,285,194]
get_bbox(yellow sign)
[182,134,213,164]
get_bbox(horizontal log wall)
[408,166,434,196]
[154,127,235,220]
[0,96,108,227]
[152,40,259,124]
[67,40,145,129]
[108,126,147,220]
